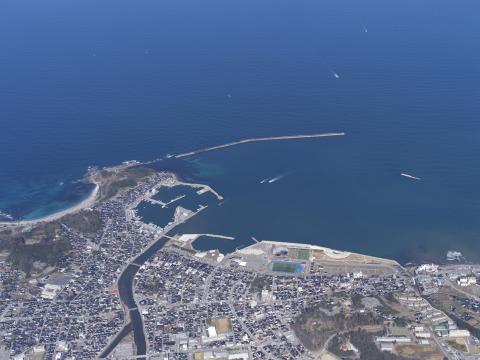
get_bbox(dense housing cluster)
[134,246,412,359]
[2,167,480,360]
[0,173,174,359]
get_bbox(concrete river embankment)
[114,236,168,357]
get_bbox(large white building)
[448,329,470,338]
[457,276,477,287]
[415,264,438,274]
[40,284,62,300]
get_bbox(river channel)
[115,236,169,357]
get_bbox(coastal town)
[1,164,480,360]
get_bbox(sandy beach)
[0,183,99,227]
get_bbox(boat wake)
[260,174,288,184]
[400,173,421,181]
[268,175,284,183]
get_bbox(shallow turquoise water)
[1,0,480,262]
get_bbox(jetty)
[146,195,186,208]
[176,233,235,242]
[175,132,345,158]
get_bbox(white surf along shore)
[0,183,99,226]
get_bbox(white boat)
[333,72,340,79]
[260,179,268,184]
[400,173,421,181]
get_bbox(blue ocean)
[1,0,480,263]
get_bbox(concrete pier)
[176,181,224,201]
[146,195,186,208]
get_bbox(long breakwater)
[175,132,345,158]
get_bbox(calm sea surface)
[1,0,480,262]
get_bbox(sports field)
[295,249,310,260]
[270,261,304,273]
